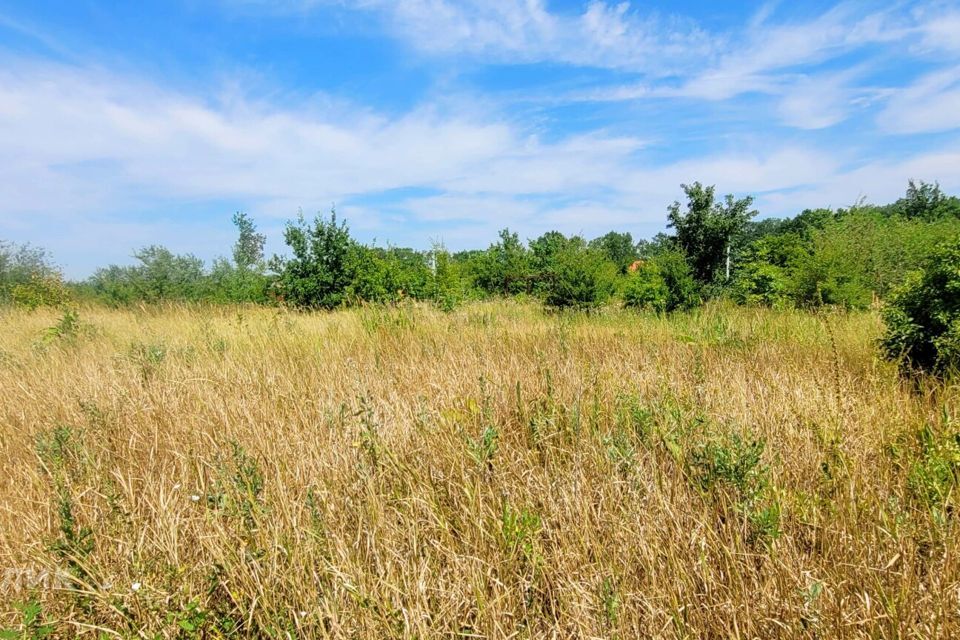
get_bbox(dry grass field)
[0,301,958,638]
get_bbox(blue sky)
[1,1,959,277]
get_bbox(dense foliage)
[4,180,960,371]
[881,236,960,375]
[0,241,68,309]
[667,182,757,284]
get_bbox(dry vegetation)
[0,301,958,638]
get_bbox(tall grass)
[0,301,957,638]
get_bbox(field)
[0,302,958,638]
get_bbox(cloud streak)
[2,1,960,277]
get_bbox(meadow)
[0,301,958,638]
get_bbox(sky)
[1,1,959,278]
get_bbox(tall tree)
[667,182,757,284]
[232,211,266,270]
[272,209,356,309]
[589,231,638,274]
[474,228,532,295]
[889,180,960,220]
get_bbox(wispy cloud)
[3,1,960,276]
[877,67,960,134]
[234,0,717,74]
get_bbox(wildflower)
[131,582,141,592]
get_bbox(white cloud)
[234,0,716,75]
[5,0,960,277]
[912,5,960,54]
[776,68,887,130]
[877,68,960,134]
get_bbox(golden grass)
[0,301,958,638]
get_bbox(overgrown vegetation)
[6,180,955,320]
[1,302,958,637]
[1,179,959,634]
[881,235,960,375]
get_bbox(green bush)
[881,235,960,375]
[687,431,781,546]
[472,229,533,296]
[732,234,803,307]
[540,245,616,309]
[271,210,356,309]
[652,250,700,311]
[622,261,668,312]
[1,241,66,308]
[788,209,960,308]
[732,261,789,307]
[429,244,464,310]
[10,273,70,310]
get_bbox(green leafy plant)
[622,260,669,312]
[467,425,498,471]
[688,431,781,546]
[598,576,621,628]
[128,340,168,381]
[881,235,960,375]
[0,601,54,640]
[35,426,95,585]
[906,422,959,516]
[40,308,82,345]
[271,209,356,309]
[540,242,616,310]
[500,503,542,564]
[207,441,266,534]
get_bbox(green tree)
[88,264,138,305]
[667,182,758,284]
[881,235,960,375]
[345,245,433,303]
[622,260,669,312]
[232,211,266,269]
[635,233,675,259]
[121,246,207,301]
[473,229,532,296]
[540,244,616,309]
[0,241,67,307]
[887,180,960,220]
[589,231,638,274]
[529,231,575,270]
[272,209,355,309]
[210,212,269,303]
[651,249,700,311]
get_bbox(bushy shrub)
[589,231,638,274]
[1,241,67,308]
[881,235,960,375]
[472,229,533,296]
[429,245,464,310]
[11,273,70,309]
[733,262,789,307]
[652,250,700,311]
[540,245,616,310]
[90,246,209,304]
[732,234,803,307]
[787,210,960,308]
[271,210,356,309]
[622,261,669,312]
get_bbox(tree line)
[4,179,959,373]
[2,179,958,314]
